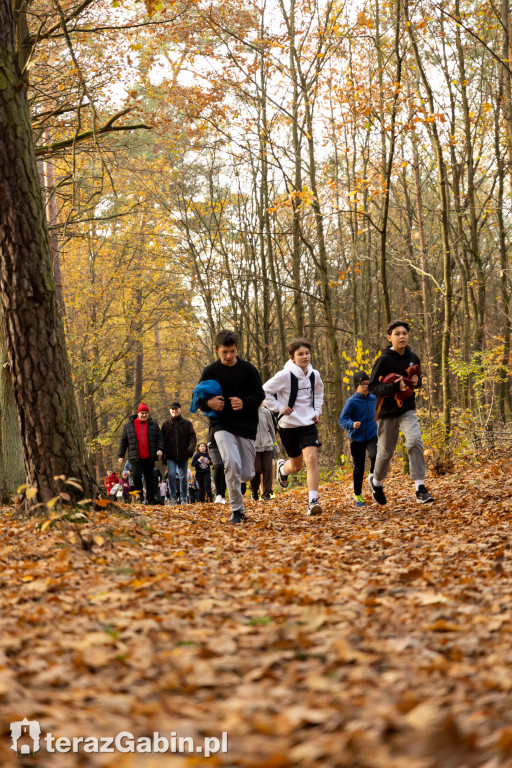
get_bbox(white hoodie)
[263,359,324,429]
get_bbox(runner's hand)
[207,396,225,411]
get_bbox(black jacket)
[118,416,164,463]
[368,346,422,419]
[199,357,264,440]
[160,415,196,461]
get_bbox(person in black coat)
[160,402,196,505]
[118,403,164,504]
[368,321,434,506]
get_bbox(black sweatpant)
[350,437,378,495]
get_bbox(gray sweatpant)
[373,410,426,482]
[214,431,256,512]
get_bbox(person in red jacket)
[103,469,119,496]
[117,403,164,504]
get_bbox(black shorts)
[279,424,321,459]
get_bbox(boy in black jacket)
[198,329,264,524]
[368,321,434,506]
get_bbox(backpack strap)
[287,373,299,409]
[310,371,315,410]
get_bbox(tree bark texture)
[0,0,93,503]
[0,319,25,502]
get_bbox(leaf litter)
[0,456,511,766]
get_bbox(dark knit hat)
[137,403,150,413]
[169,401,181,410]
[353,371,370,387]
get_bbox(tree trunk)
[0,319,25,503]
[405,0,452,439]
[289,0,305,337]
[0,0,93,503]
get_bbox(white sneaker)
[276,459,289,488]
[214,495,226,504]
[307,499,322,516]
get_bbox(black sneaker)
[307,499,322,516]
[416,485,435,504]
[368,474,387,505]
[228,510,245,524]
[261,494,272,501]
[251,492,259,501]
[276,459,289,488]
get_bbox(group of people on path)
[113,402,210,505]
[116,321,434,523]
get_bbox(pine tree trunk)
[0,0,93,503]
[0,320,25,502]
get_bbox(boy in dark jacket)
[197,329,264,524]
[368,321,434,506]
[338,371,377,507]
[118,403,164,504]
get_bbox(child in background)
[159,479,168,505]
[338,371,377,507]
[187,467,197,503]
[120,471,131,503]
[250,405,276,501]
[192,442,213,502]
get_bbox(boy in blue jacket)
[338,371,378,507]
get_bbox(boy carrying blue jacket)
[338,371,377,507]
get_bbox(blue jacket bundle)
[190,379,223,419]
[338,392,378,442]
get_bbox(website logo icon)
[10,718,41,755]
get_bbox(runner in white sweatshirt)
[263,338,324,515]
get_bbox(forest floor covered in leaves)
[0,454,511,767]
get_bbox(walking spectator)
[263,337,324,516]
[120,471,131,503]
[161,402,196,505]
[159,479,168,505]
[187,467,198,503]
[250,405,276,501]
[192,442,213,502]
[196,329,264,524]
[104,469,119,496]
[338,371,378,507]
[117,403,164,504]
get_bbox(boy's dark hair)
[287,337,312,356]
[215,329,238,347]
[386,320,410,335]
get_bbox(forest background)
[3,0,512,489]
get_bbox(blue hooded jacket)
[338,392,378,442]
[190,379,223,419]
